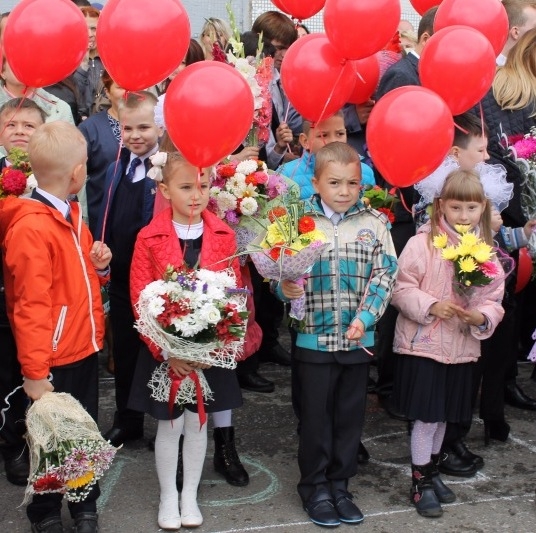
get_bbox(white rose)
[199,304,221,325]
[240,197,258,216]
[24,173,37,194]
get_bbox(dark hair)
[240,31,276,58]
[100,69,115,91]
[252,11,297,48]
[453,113,489,148]
[0,97,47,123]
[418,7,438,40]
[297,23,310,34]
[184,38,205,66]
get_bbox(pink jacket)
[391,222,505,364]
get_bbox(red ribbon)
[168,368,207,429]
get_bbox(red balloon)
[410,0,443,16]
[164,62,254,168]
[420,26,496,115]
[515,248,533,293]
[280,34,355,122]
[367,86,454,187]
[97,0,190,91]
[275,0,325,20]
[348,56,380,105]
[3,0,88,87]
[324,0,401,60]
[435,0,509,56]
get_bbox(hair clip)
[147,151,167,182]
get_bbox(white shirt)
[127,145,158,183]
[35,187,70,219]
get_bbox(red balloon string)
[314,66,348,131]
[394,186,413,215]
[453,122,469,135]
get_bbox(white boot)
[180,410,207,527]
[155,416,184,530]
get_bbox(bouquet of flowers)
[248,201,329,320]
[134,265,249,414]
[24,392,117,504]
[361,185,398,223]
[432,224,513,304]
[0,147,37,198]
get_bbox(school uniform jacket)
[0,196,107,380]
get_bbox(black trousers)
[296,357,368,504]
[0,327,28,460]
[26,354,101,523]
[108,282,144,431]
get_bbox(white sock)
[155,416,184,528]
[180,410,207,526]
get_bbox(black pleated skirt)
[128,344,243,421]
[392,354,474,423]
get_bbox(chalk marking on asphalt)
[509,435,536,453]
[97,455,128,511]
[206,493,536,533]
[202,456,280,507]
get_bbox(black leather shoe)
[357,441,370,464]
[304,491,340,527]
[4,451,30,486]
[378,395,408,421]
[451,439,484,470]
[437,447,477,477]
[103,427,143,447]
[504,382,536,410]
[258,343,291,366]
[73,512,99,533]
[333,490,364,524]
[237,371,275,393]
[31,516,64,533]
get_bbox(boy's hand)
[346,318,365,340]
[280,279,305,300]
[275,122,293,153]
[23,378,53,401]
[90,241,112,270]
[355,99,374,125]
[523,219,536,238]
[429,301,465,320]
[490,208,503,233]
[456,308,486,327]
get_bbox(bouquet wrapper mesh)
[248,233,330,320]
[24,391,117,504]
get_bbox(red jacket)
[0,197,107,379]
[130,208,261,360]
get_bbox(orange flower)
[269,247,282,260]
[298,216,315,234]
[245,174,258,186]
[268,206,287,222]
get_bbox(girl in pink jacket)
[391,170,505,519]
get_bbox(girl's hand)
[280,280,305,300]
[523,219,536,238]
[90,241,112,270]
[346,318,365,340]
[490,208,503,233]
[429,301,464,320]
[168,358,195,377]
[456,308,486,327]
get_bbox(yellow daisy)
[459,256,477,273]
[454,224,472,234]
[442,245,459,261]
[433,233,448,249]
[459,232,479,247]
[472,242,493,263]
[456,242,474,257]
[66,470,94,489]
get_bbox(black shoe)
[103,427,143,447]
[333,489,364,524]
[504,382,536,410]
[357,441,370,464]
[451,439,484,470]
[484,419,510,445]
[378,395,408,421]
[258,343,291,366]
[213,426,249,486]
[31,516,64,533]
[237,371,275,393]
[367,377,377,394]
[410,463,443,518]
[304,491,340,528]
[437,447,477,477]
[73,512,98,533]
[430,454,456,504]
[4,451,30,486]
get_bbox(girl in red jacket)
[129,146,257,530]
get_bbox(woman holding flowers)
[391,170,506,520]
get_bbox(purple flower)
[225,210,239,224]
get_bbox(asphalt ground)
[2,333,536,533]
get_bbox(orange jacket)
[0,196,107,379]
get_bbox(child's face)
[0,108,44,152]
[120,103,162,156]
[451,135,489,171]
[439,198,486,230]
[159,163,210,225]
[301,115,347,154]
[312,161,361,214]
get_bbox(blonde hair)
[430,169,493,244]
[200,17,231,59]
[28,121,86,181]
[314,142,360,179]
[493,27,536,114]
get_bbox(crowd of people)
[1,0,536,532]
